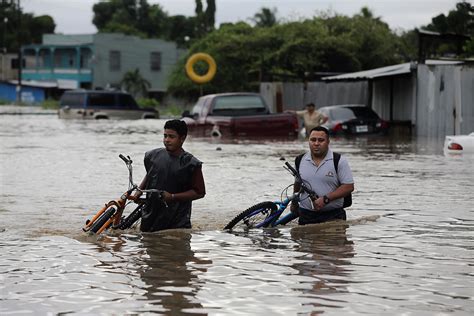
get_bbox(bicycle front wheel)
[224,201,278,230]
[89,207,115,234]
[117,204,144,230]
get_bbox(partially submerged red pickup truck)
[181,93,299,139]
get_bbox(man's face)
[306,105,315,113]
[163,129,185,152]
[308,130,329,157]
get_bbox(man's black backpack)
[295,152,352,208]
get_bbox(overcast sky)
[21,0,460,34]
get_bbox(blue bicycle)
[224,162,318,230]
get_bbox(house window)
[150,52,161,71]
[110,50,121,71]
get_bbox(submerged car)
[58,90,158,120]
[444,132,474,155]
[319,104,389,135]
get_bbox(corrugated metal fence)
[260,81,368,112]
[416,65,474,137]
[261,64,473,138]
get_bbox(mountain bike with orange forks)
[82,154,163,235]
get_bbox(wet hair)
[309,126,329,138]
[164,119,188,137]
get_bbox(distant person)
[290,126,354,224]
[288,102,328,137]
[134,119,206,232]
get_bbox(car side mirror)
[182,110,192,118]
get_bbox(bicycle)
[82,154,163,235]
[224,161,318,230]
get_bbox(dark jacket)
[140,148,202,232]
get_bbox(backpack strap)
[333,152,341,174]
[295,153,304,172]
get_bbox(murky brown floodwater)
[1,106,473,315]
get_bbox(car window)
[118,94,139,109]
[330,108,357,121]
[349,107,380,119]
[88,93,116,107]
[211,95,268,116]
[60,93,84,108]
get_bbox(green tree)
[0,2,55,53]
[195,0,216,38]
[422,1,473,57]
[92,0,211,46]
[166,15,197,47]
[92,0,169,38]
[120,68,151,98]
[426,1,473,35]
[251,7,278,27]
[167,8,404,97]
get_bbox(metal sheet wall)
[460,66,474,135]
[261,81,368,111]
[372,75,416,122]
[416,65,474,138]
[261,64,473,139]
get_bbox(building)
[322,60,474,138]
[13,33,185,103]
[261,60,474,138]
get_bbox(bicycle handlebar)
[284,161,318,200]
[284,162,298,177]
[119,154,132,164]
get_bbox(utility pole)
[1,16,7,81]
[16,0,22,105]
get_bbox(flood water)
[1,106,473,315]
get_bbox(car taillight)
[376,120,389,128]
[293,118,299,131]
[333,123,343,132]
[448,143,463,150]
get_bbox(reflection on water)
[139,231,210,315]
[1,108,473,315]
[290,224,354,304]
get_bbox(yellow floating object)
[185,53,217,84]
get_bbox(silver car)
[58,90,158,120]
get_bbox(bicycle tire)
[89,207,115,234]
[224,201,278,230]
[117,204,143,230]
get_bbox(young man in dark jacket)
[135,119,205,232]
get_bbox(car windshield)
[213,96,266,110]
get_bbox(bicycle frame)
[82,154,159,235]
[253,196,295,228]
[225,161,317,230]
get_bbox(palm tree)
[251,7,278,28]
[120,68,151,98]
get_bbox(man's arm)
[162,165,206,203]
[312,183,354,210]
[290,180,301,214]
[131,174,148,200]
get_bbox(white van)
[58,90,158,120]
